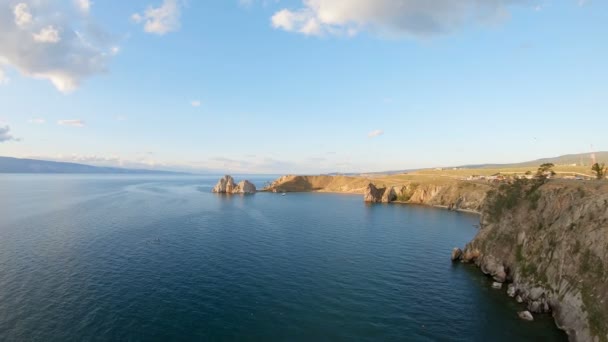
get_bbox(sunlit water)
[0,175,566,341]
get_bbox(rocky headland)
[453,180,608,342]
[212,175,256,194]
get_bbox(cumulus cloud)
[368,129,384,138]
[132,0,182,35]
[13,3,32,27]
[28,118,45,124]
[271,0,532,37]
[191,100,201,107]
[0,125,17,142]
[58,119,85,127]
[32,25,61,43]
[0,1,117,93]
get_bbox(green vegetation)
[591,162,606,180]
[396,183,418,202]
[485,164,561,222]
[579,249,608,341]
[486,177,546,222]
[536,163,556,179]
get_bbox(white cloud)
[115,115,127,121]
[132,0,182,35]
[28,118,45,124]
[0,1,117,93]
[58,119,85,127]
[13,3,32,28]
[32,26,61,43]
[75,0,92,14]
[368,129,384,138]
[191,100,201,107]
[0,125,17,142]
[271,0,531,37]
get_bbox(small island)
[212,175,256,194]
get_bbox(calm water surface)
[0,175,567,341]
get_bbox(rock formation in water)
[233,180,256,194]
[364,183,385,203]
[212,175,256,194]
[453,180,608,342]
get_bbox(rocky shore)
[212,175,256,194]
[452,180,608,342]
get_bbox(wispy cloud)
[132,0,182,35]
[368,129,384,138]
[0,125,18,142]
[191,100,201,107]
[28,118,46,124]
[58,119,85,127]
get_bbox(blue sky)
[0,0,606,173]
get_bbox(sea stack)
[212,175,256,194]
[363,183,385,203]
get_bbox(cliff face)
[462,181,608,342]
[265,175,490,212]
[394,182,489,212]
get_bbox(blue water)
[0,175,566,341]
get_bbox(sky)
[0,0,607,174]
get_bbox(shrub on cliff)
[591,162,606,180]
[485,177,546,223]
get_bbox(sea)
[0,175,567,341]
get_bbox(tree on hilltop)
[591,163,606,180]
[536,163,556,179]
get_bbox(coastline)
[257,173,608,341]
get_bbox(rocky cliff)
[212,175,256,194]
[266,175,490,212]
[363,181,489,212]
[457,180,608,342]
[264,175,371,193]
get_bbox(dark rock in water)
[518,311,534,321]
[451,248,463,262]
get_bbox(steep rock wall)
[462,181,608,342]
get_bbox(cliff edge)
[458,180,608,342]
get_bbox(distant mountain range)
[0,156,185,174]
[2,152,607,175]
